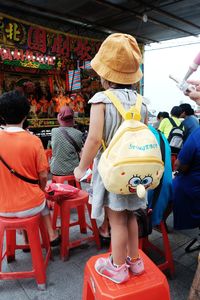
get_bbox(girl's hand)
[74,166,86,181]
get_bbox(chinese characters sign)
[0,15,101,70]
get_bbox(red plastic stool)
[139,220,175,277]
[0,214,51,290]
[51,175,87,234]
[171,153,177,171]
[82,250,170,300]
[55,189,101,261]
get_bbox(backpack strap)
[150,131,165,210]
[128,94,143,121]
[104,90,142,121]
[169,117,182,129]
[0,155,39,184]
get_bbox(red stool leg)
[6,230,16,263]
[67,179,87,233]
[39,217,51,263]
[27,222,46,290]
[0,225,5,271]
[86,202,101,250]
[139,238,143,249]
[160,221,175,277]
[77,205,87,234]
[82,268,95,300]
[60,203,71,261]
[39,219,49,251]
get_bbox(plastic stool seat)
[83,250,170,300]
[0,214,51,290]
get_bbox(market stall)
[0,13,144,147]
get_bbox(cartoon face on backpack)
[127,174,153,193]
[124,164,163,198]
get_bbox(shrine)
[0,13,105,146]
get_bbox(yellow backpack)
[98,90,164,198]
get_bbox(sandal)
[50,235,61,247]
[98,228,111,247]
[99,227,111,239]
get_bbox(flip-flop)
[99,234,111,240]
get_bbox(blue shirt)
[178,126,200,176]
[182,115,199,140]
[148,126,172,226]
[172,127,200,229]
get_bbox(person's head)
[157,112,163,120]
[0,91,30,125]
[57,106,74,127]
[91,33,142,90]
[162,111,169,119]
[170,106,182,118]
[179,103,194,118]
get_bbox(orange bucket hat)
[91,33,143,84]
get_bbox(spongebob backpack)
[98,90,164,198]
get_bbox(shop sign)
[28,118,59,128]
[0,15,101,65]
[2,58,53,70]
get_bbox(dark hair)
[0,91,30,124]
[179,103,194,116]
[170,106,182,118]
[162,111,169,119]
[157,111,169,120]
[157,112,163,119]
[22,118,30,130]
[0,116,6,126]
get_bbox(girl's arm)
[74,103,105,180]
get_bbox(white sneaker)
[126,256,144,275]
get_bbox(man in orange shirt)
[0,91,60,247]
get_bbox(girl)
[74,33,148,284]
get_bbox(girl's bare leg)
[107,208,128,266]
[127,212,139,258]
[99,207,110,237]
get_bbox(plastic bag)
[45,183,80,201]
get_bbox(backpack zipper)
[113,157,164,167]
